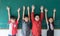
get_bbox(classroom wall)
[0,0,60,29]
[0,0,60,36]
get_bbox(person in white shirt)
[6,6,20,36]
[45,8,56,36]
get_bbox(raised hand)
[7,6,10,11]
[40,6,44,12]
[27,6,29,11]
[23,6,25,11]
[17,8,20,12]
[53,8,56,12]
[45,8,48,12]
[32,5,35,12]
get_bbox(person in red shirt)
[31,5,44,36]
[6,6,20,36]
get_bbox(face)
[49,18,53,23]
[35,16,40,21]
[10,19,16,23]
[24,17,29,22]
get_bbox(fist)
[45,8,48,12]
[6,6,10,10]
[27,6,29,10]
[53,8,56,12]
[23,6,25,10]
[40,6,44,10]
[32,5,35,10]
[17,8,20,12]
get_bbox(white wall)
[0,29,60,36]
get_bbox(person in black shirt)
[45,8,56,36]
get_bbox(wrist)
[32,9,34,12]
[41,10,43,12]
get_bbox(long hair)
[48,17,54,27]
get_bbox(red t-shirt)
[8,20,18,35]
[31,12,44,36]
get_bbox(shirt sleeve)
[15,20,19,25]
[40,12,44,21]
[31,12,35,22]
[8,20,11,24]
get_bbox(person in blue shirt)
[21,6,31,36]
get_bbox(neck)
[50,22,52,24]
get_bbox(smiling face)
[35,15,40,21]
[48,18,54,23]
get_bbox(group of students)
[6,5,56,36]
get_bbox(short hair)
[10,16,17,20]
[24,15,28,18]
[48,17,53,20]
[34,14,40,18]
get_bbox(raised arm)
[31,5,35,21]
[53,8,56,20]
[45,8,48,24]
[27,6,30,21]
[40,6,44,21]
[6,6,11,20]
[17,8,20,21]
[22,6,25,20]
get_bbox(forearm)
[45,12,48,24]
[40,12,44,21]
[7,6,11,20]
[53,9,56,20]
[41,10,43,13]
[22,6,25,20]
[31,5,35,21]
[53,10,56,20]
[17,8,20,21]
[22,11,25,20]
[17,12,20,21]
[28,11,30,20]
[53,12,55,20]
[31,12,34,21]
[40,6,44,21]
[7,8,10,20]
[27,6,30,20]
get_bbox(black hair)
[24,15,28,18]
[10,16,17,20]
[34,14,40,18]
[48,17,54,24]
[48,17,54,28]
[48,17,53,20]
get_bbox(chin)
[35,20,39,21]
[25,21,28,22]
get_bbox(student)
[21,6,30,36]
[6,6,20,36]
[45,8,56,36]
[31,5,44,36]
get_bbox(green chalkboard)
[0,0,60,29]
